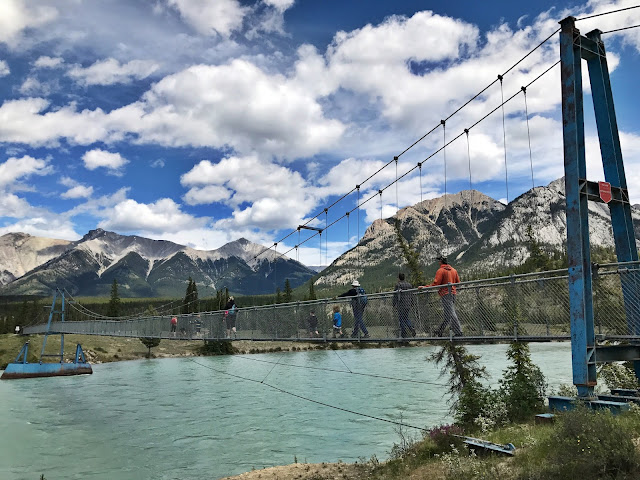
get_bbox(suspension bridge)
[5,13,640,406]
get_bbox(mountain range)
[1,178,638,297]
[0,230,314,297]
[313,178,640,288]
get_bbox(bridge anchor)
[1,288,93,380]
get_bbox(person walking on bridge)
[224,296,237,339]
[338,280,369,338]
[393,273,416,338]
[419,256,462,337]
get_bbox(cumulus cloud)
[68,58,160,86]
[263,0,295,12]
[0,60,9,77]
[0,155,52,188]
[0,0,58,46]
[18,76,58,96]
[98,197,209,234]
[0,216,80,239]
[167,0,247,37]
[182,154,317,229]
[33,55,63,68]
[59,177,93,199]
[0,60,345,158]
[150,159,165,168]
[82,149,128,175]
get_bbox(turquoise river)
[0,342,573,480]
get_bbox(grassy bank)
[222,406,640,480]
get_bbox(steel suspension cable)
[522,86,535,190]
[442,119,447,210]
[499,75,509,203]
[576,4,640,21]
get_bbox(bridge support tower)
[560,16,640,399]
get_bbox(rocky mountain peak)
[81,228,107,241]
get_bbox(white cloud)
[167,0,248,37]
[150,159,165,168]
[263,0,295,12]
[0,60,9,77]
[68,58,160,86]
[0,0,58,46]
[33,55,63,68]
[0,155,51,188]
[0,60,345,158]
[98,198,208,234]
[182,154,318,229]
[0,192,36,218]
[61,185,93,199]
[82,149,128,175]
[18,76,57,96]
[183,185,232,205]
[0,216,79,240]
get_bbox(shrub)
[523,407,640,480]
[428,424,465,454]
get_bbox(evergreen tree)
[276,287,282,304]
[182,277,199,314]
[499,342,547,422]
[107,279,121,317]
[394,219,426,286]
[430,342,489,427]
[283,279,293,303]
[139,337,161,358]
[308,280,317,301]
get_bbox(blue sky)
[1,0,640,266]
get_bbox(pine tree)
[276,287,282,304]
[499,342,546,421]
[182,277,198,314]
[308,280,317,301]
[107,279,121,317]
[430,342,489,427]
[394,219,426,286]
[283,279,293,303]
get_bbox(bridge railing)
[22,264,640,342]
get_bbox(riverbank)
[220,407,640,480]
[0,333,427,369]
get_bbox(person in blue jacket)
[332,305,343,338]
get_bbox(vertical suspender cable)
[441,120,447,209]
[394,156,399,214]
[274,243,278,301]
[297,228,301,262]
[379,190,383,221]
[346,212,350,249]
[324,208,328,267]
[465,128,475,226]
[499,75,509,203]
[319,232,322,266]
[418,163,423,203]
[522,86,535,190]
[357,185,361,269]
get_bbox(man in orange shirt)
[418,255,462,336]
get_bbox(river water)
[0,342,572,480]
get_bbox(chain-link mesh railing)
[22,264,640,342]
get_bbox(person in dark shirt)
[308,310,319,337]
[338,280,369,338]
[393,273,416,338]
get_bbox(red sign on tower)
[599,181,612,203]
